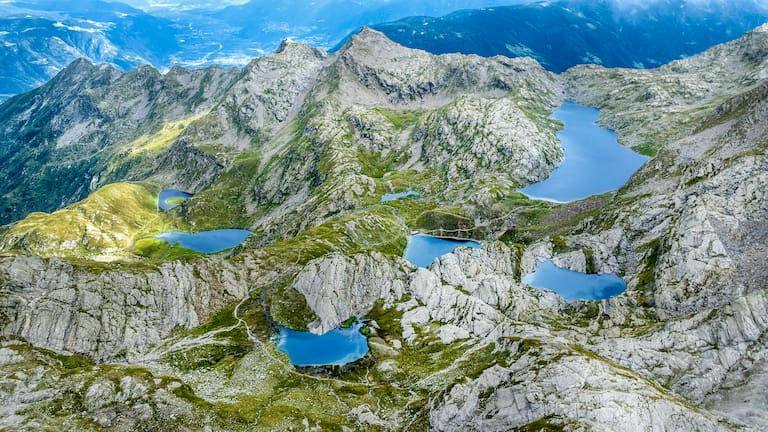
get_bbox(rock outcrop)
[292,252,409,334]
[0,254,248,362]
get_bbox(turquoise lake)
[522,260,627,301]
[276,321,369,367]
[154,229,251,254]
[404,234,481,268]
[381,190,420,202]
[158,189,193,211]
[518,102,648,203]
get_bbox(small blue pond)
[518,102,648,203]
[404,234,481,268]
[276,321,369,367]
[158,189,193,211]
[522,260,627,301]
[381,190,420,202]
[154,229,251,254]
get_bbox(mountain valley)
[0,17,766,432]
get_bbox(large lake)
[276,321,369,367]
[522,260,627,301]
[154,229,251,254]
[518,102,648,203]
[404,234,481,268]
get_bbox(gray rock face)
[0,254,247,362]
[334,28,561,107]
[292,252,409,334]
[429,351,732,432]
[183,41,328,154]
[293,242,543,336]
[421,96,563,186]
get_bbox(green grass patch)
[162,341,252,372]
[635,238,662,308]
[165,197,189,206]
[372,108,424,129]
[126,115,202,156]
[0,182,184,257]
[341,316,359,328]
[414,206,480,238]
[503,195,610,244]
[631,142,661,157]
[267,281,319,331]
[365,300,404,338]
[132,237,202,260]
[162,298,272,372]
[358,147,402,179]
[257,208,409,270]
[514,416,567,432]
[584,248,597,274]
[183,156,262,231]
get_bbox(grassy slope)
[0,182,183,257]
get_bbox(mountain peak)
[356,26,386,39]
[273,37,326,61]
[275,38,296,54]
[334,25,424,68]
[350,26,397,47]
[62,57,97,74]
[46,57,108,89]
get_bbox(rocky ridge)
[0,59,240,225]
[565,22,768,152]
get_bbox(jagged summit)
[273,37,327,58]
[46,57,119,87]
[325,25,555,110]
[62,57,97,73]
[339,26,408,52]
[275,38,295,53]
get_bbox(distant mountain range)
[372,0,768,72]
[0,0,767,100]
[0,0,521,99]
[0,1,180,98]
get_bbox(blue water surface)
[154,229,251,254]
[158,189,193,211]
[519,102,648,203]
[522,260,627,301]
[381,190,420,202]
[276,322,370,367]
[404,234,481,268]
